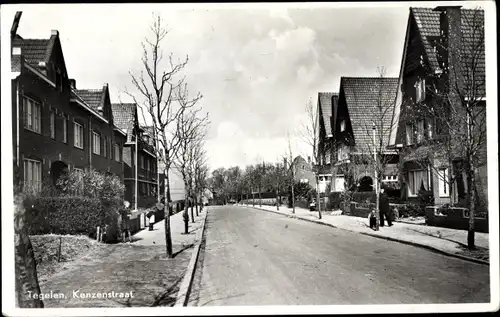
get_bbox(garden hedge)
[25,196,122,240]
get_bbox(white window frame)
[62,115,68,143]
[23,158,42,193]
[74,121,84,149]
[49,109,55,139]
[438,168,450,197]
[416,119,425,143]
[92,131,101,155]
[340,120,346,132]
[406,123,414,145]
[407,169,428,197]
[24,96,41,134]
[426,118,434,140]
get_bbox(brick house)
[315,92,339,193]
[389,6,486,207]
[10,13,126,192]
[331,77,399,192]
[292,156,316,187]
[111,103,158,208]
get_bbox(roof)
[111,103,137,142]
[12,34,55,69]
[340,77,398,152]
[318,92,338,137]
[411,7,485,96]
[74,89,104,112]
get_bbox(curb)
[174,207,209,307]
[243,205,489,266]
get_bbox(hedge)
[25,196,122,241]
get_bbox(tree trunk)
[164,169,173,258]
[259,189,262,207]
[252,192,255,206]
[15,195,44,308]
[190,195,195,223]
[276,188,279,210]
[195,192,199,217]
[467,159,476,249]
[291,182,295,214]
[316,176,321,219]
[375,180,380,231]
[183,190,190,234]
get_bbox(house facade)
[389,6,486,207]
[331,77,399,193]
[292,156,316,188]
[111,103,158,208]
[10,14,126,192]
[315,92,339,193]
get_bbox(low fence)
[425,206,489,233]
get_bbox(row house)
[111,103,158,208]
[389,6,487,207]
[10,12,126,192]
[315,92,339,193]
[331,77,399,193]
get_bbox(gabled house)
[389,6,486,207]
[332,77,399,192]
[111,103,158,208]
[10,12,125,192]
[292,156,316,187]
[315,92,339,193]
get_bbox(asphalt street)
[188,205,490,306]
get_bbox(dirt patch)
[456,245,489,263]
[31,234,100,283]
[38,243,192,307]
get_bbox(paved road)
[188,206,490,306]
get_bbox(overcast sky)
[2,2,487,172]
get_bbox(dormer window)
[415,79,426,103]
[340,120,346,132]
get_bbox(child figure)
[368,209,377,229]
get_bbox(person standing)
[379,189,392,227]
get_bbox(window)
[408,170,429,197]
[438,168,450,197]
[49,109,55,139]
[139,154,144,169]
[24,96,41,133]
[416,119,425,143]
[146,158,150,171]
[62,115,68,143]
[114,143,121,162]
[23,159,42,192]
[426,118,434,140]
[383,175,398,182]
[415,78,426,103]
[74,122,84,149]
[340,120,346,132]
[103,137,107,158]
[92,131,101,155]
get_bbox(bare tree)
[403,8,486,248]
[356,67,399,231]
[283,133,297,214]
[127,14,201,257]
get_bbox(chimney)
[10,11,22,38]
[51,30,59,37]
[69,79,76,89]
[434,6,462,81]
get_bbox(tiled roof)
[12,34,54,69]
[318,92,337,137]
[341,77,398,152]
[111,103,137,142]
[12,55,22,72]
[411,7,485,96]
[74,89,104,112]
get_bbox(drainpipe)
[16,79,20,167]
[88,116,92,169]
[135,129,138,211]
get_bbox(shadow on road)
[173,243,194,258]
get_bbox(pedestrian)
[368,209,377,229]
[378,189,393,227]
[120,201,132,242]
[183,209,189,234]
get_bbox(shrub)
[25,196,106,238]
[57,168,124,200]
[327,192,343,210]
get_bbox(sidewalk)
[241,204,489,264]
[133,208,206,253]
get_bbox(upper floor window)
[92,131,101,155]
[139,154,144,169]
[74,121,84,149]
[416,119,424,143]
[62,114,68,143]
[49,109,55,139]
[114,143,121,162]
[340,120,346,132]
[415,79,426,103]
[24,96,41,134]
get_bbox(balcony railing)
[137,168,157,182]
